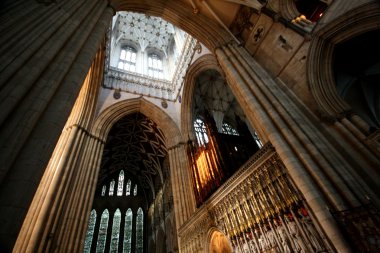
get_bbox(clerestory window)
[148,54,164,79]
[118,46,137,72]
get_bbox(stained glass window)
[117,170,124,196]
[253,131,263,148]
[194,118,209,146]
[136,208,144,253]
[109,179,115,196]
[101,185,106,196]
[133,185,138,196]
[123,209,133,253]
[83,209,97,253]
[118,46,137,72]
[221,123,239,136]
[148,54,164,79]
[110,209,121,253]
[96,209,109,253]
[126,179,131,196]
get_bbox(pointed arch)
[96,209,110,253]
[117,170,125,196]
[110,209,122,252]
[92,97,182,148]
[109,0,231,51]
[181,54,222,140]
[126,179,131,196]
[124,208,133,253]
[307,2,380,122]
[83,209,97,253]
[136,207,144,253]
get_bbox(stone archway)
[307,2,380,130]
[181,54,222,141]
[208,230,233,253]
[92,97,182,147]
[109,0,231,51]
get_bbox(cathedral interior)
[0,0,379,252]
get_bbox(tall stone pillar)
[0,1,114,250]
[13,44,107,252]
[168,143,196,232]
[214,43,370,252]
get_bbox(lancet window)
[126,179,131,196]
[84,171,145,252]
[136,208,144,253]
[83,210,97,253]
[117,170,124,196]
[96,209,109,252]
[123,209,133,253]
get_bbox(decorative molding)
[104,33,197,101]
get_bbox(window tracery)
[124,209,133,253]
[194,118,209,146]
[101,185,106,196]
[136,208,144,253]
[96,209,109,253]
[118,46,137,72]
[110,209,121,252]
[109,179,115,196]
[117,170,124,196]
[221,122,239,136]
[133,185,138,196]
[83,210,97,253]
[148,54,164,79]
[126,179,131,196]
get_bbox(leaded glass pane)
[126,180,131,196]
[120,50,126,60]
[101,185,106,196]
[123,209,133,253]
[109,179,115,196]
[96,209,109,253]
[117,171,124,196]
[110,209,121,253]
[136,208,144,253]
[133,185,137,196]
[221,123,239,136]
[83,209,97,253]
[194,118,209,145]
[118,47,136,72]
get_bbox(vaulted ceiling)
[114,12,175,54]
[98,113,167,201]
[193,69,244,130]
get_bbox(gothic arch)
[279,0,300,20]
[181,54,222,140]
[92,97,182,147]
[109,0,231,51]
[307,2,380,124]
[207,228,233,253]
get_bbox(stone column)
[215,43,357,252]
[168,143,196,232]
[0,0,114,251]
[12,20,109,252]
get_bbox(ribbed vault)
[109,0,231,51]
[98,113,167,199]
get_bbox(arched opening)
[333,29,380,129]
[294,0,327,22]
[84,98,183,252]
[209,231,233,253]
[187,69,262,206]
